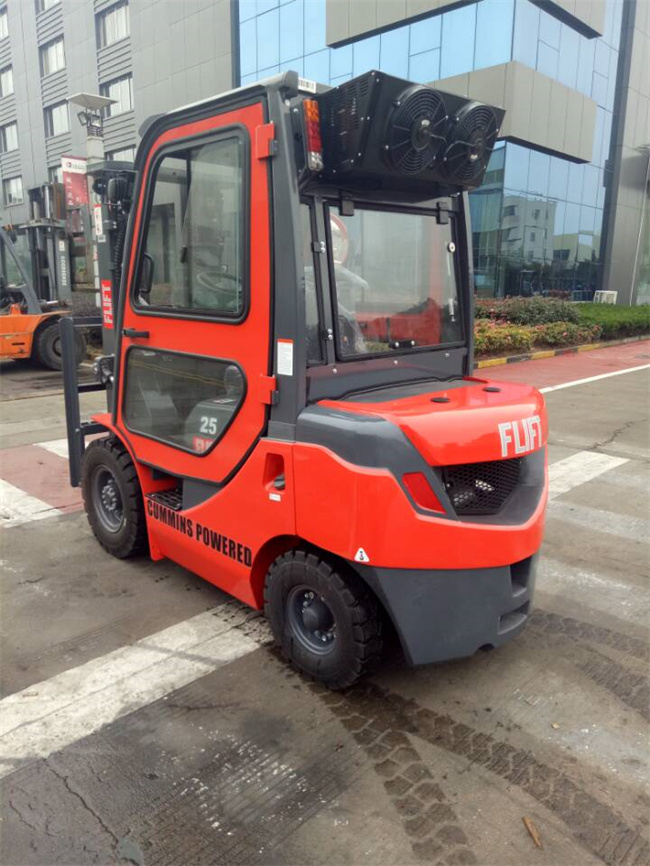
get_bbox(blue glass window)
[580,205,596,234]
[539,12,560,49]
[280,1,304,62]
[379,27,409,79]
[512,0,539,63]
[304,48,329,82]
[353,36,380,76]
[409,49,440,83]
[557,26,579,88]
[257,9,280,69]
[409,15,441,55]
[239,0,257,23]
[581,164,599,207]
[528,151,550,199]
[504,144,530,193]
[474,0,514,70]
[330,44,352,79]
[576,37,595,97]
[548,156,570,202]
[440,4,476,79]
[304,0,326,55]
[567,164,584,204]
[240,18,257,76]
[564,202,580,236]
[591,72,608,107]
[257,0,279,14]
[537,42,559,79]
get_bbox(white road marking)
[0,446,640,772]
[548,451,628,501]
[0,607,261,778]
[0,479,61,528]
[34,438,69,459]
[549,500,648,543]
[540,363,650,393]
[537,557,650,627]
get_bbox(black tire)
[81,437,147,559]
[33,319,86,371]
[264,550,384,689]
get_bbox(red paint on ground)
[475,341,650,390]
[0,444,82,513]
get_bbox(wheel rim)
[286,585,337,655]
[92,467,124,533]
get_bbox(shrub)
[474,320,534,356]
[576,303,650,339]
[533,321,602,346]
[475,296,580,325]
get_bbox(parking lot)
[1,342,649,866]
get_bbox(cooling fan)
[442,102,501,187]
[385,86,448,175]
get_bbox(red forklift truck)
[61,70,548,688]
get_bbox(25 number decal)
[199,416,218,436]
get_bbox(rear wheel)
[264,550,384,689]
[33,319,86,371]
[81,437,147,558]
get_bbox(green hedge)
[475,297,580,325]
[575,303,650,339]
[473,297,649,355]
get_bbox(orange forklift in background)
[62,70,548,688]
[1,225,85,369]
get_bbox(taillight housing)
[402,472,446,514]
[303,99,324,172]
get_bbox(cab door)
[116,101,274,483]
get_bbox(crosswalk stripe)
[0,479,62,528]
[0,606,261,778]
[548,500,648,543]
[34,438,69,459]
[540,363,650,393]
[548,451,628,501]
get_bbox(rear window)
[327,206,462,358]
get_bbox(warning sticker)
[354,548,370,564]
[277,339,294,376]
[101,280,113,329]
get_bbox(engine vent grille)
[442,458,521,516]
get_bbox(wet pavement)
[0,344,648,866]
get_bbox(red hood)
[320,376,548,465]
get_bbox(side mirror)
[138,253,154,304]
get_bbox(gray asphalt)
[0,357,648,866]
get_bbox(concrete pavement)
[0,345,648,866]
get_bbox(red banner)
[61,156,88,209]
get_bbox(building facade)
[0,0,648,302]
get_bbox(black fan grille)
[442,104,500,185]
[442,457,520,516]
[387,87,448,174]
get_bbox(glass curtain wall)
[238,0,624,298]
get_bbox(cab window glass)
[138,136,244,316]
[328,206,462,357]
[124,348,245,454]
[300,203,323,364]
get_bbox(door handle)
[122,328,150,339]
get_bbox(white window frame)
[0,8,8,40]
[48,165,64,184]
[44,101,69,137]
[106,145,136,162]
[36,0,61,13]
[100,74,133,117]
[3,176,24,205]
[40,38,66,77]
[0,121,18,152]
[0,65,13,97]
[97,2,129,48]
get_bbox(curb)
[475,334,649,369]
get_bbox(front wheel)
[264,550,384,689]
[81,437,147,558]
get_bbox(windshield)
[1,231,30,287]
[328,206,462,358]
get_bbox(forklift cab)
[65,70,548,689]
